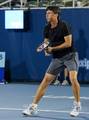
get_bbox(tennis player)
[22,6,81,117]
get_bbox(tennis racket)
[37,41,49,52]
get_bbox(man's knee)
[43,73,55,84]
[69,71,78,84]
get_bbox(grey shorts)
[46,52,79,76]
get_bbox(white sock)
[74,101,81,106]
[77,102,81,106]
[31,103,38,108]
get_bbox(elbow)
[68,42,72,47]
[66,41,72,48]
[66,37,72,47]
[64,35,72,48]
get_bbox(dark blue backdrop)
[0,8,89,82]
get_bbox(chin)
[47,19,51,23]
[46,18,51,22]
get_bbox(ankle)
[74,101,81,106]
[77,102,81,106]
[31,103,38,108]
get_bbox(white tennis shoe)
[70,101,81,117]
[22,104,38,116]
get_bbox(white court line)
[0,107,89,115]
[0,108,22,111]
[41,95,89,100]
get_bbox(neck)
[50,18,58,28]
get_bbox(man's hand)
[45,47,53,54]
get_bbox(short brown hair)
[46,6,60,15]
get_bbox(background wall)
[0,8,89,83]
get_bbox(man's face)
[46,10,57,22]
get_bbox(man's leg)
[62,68,69,85]
[64,68,68,80]
[69,71,80,102]
[32,73,55,104]
[69,70,81,117]
[53,73,60,85]
[22,73,55,116]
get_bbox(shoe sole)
[22,111,38,116]
[70,113,79,117]
[22,113,35,117]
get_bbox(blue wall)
[0,8,89,82]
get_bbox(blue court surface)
[0,84,89,120]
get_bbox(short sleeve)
[62,22,71,36]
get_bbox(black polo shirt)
[44,20,75,58]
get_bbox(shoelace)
[29,104,37,111]
[72,102,80,112]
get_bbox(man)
[22,6,81,117]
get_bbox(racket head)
[37,41,49,52]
